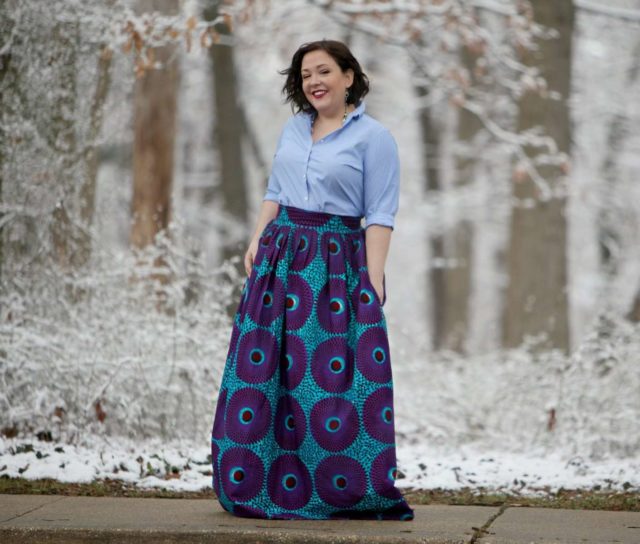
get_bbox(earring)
[343,88,350,123]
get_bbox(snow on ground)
[398,442,640,495]
[1,435,638,496]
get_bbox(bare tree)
[202,1,248,267]
[130,0,180,258]
[596,39,640,323]
[81,46,114,258]
[47,21,82,275]
[0,5,12,282]
[420,95,446,351]
[430,42,484,353]
[503,0,573,353]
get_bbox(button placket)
[304,146,312,201]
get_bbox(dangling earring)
[343,88,350,123]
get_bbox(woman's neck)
[313,103,356,125]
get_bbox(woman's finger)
[244,250,253,277]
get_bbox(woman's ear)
[345,68,354,87]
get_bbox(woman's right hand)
[244,237,260,277]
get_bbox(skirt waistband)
[274,205,363,232]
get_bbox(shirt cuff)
[365,213,395,230]
[263,192,279,202]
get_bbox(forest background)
[1,0,639,495]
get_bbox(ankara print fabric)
[210,205,413,521]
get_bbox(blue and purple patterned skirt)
[210,205,414,521]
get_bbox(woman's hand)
[244,201,280,277]
[371,278,385,306]
[367,269,385,306]
[244,237,259,277]
[365,225,392,306]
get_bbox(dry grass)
[1,477,638,511]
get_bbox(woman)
[210,39,413,521]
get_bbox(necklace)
[311,103,354,143]
[312,103,350,134]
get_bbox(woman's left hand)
[371,279,384,305]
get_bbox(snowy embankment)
[1,245,639,495]
[1,436,638,495]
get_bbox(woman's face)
[300,49,354,117]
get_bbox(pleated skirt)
[210,204,414,521]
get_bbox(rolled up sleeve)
[263,122,288,202]
[263,174,281,203]
[363,128,400,230]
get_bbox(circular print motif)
[254,225,275,267]
[290,229,318,272]
[236,328,279,384]
[226,320,242,363]
[274,394,306,450]
[315,455,366,507]
[220,446,264,502]
[350,235,366,268]
[310,397,359,452]
[267,453,312,510]
[363,386,395,443]
[370,447,403,500]
[355,326,392,384]
[226,387,271,444]
[317,278,349,334]
[311,337,354,393]
[211,388,227,440]
[211,441,221,496]
[284,274,313,331]
[320,232,346,275]
[237,279,250,317]
[351,273,383,324]
[279,333,306,390]
[246,274,286,327]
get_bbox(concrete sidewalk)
[1,494,639,543]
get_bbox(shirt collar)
[348,100,366,122]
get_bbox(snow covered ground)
[2,435,638,496]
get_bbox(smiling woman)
[300,50,356,131]
[209,39,412,522]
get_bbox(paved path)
[1,494,639,543]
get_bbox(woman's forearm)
[365,224,392,296]
[251,200,280,242]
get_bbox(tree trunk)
[49,20,81,273]
[202,0,249,317]
[434,44,482,353]
[416,83,445,349]
[503,0,573,353]
[203,0,248,266]
[130,0,180,256]
[628,290,640,322]
[598,40,640,323]
[81,48,113,260]
[0,27,9,283]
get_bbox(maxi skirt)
[210,204,414,521]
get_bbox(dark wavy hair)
[278,39,370,115]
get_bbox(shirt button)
[304,196,308,200]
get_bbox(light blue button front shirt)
[263,101,400,230]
